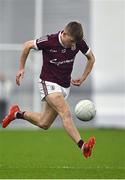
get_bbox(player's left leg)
[45,92,96,158]
[82,136,96,158]
[46,92,82,143]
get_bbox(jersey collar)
[58,31,66,48]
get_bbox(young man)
[2,21,95,158]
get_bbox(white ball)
[75,100,96,121]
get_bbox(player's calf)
[38,122,50,130]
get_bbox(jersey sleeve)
[34,35,49,50]
[78,39,90,55]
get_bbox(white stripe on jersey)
[34,36,48,50]
[85,48,91,55]
[34,39,38,50]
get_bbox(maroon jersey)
[35,32,89,88]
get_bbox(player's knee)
[60,110,72,125]
[42,125,50,130]
[60,110,71,119]
[38,123,50,130]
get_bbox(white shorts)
[38,79,70,101]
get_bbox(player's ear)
[62,31,68,37]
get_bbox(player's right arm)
[16,40,35,86]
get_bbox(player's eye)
[70,39,76,43]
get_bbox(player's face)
[61,32,76,48]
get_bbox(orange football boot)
[82,136,96,158]
[2,105,20,128]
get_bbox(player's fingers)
[16,74,21,86]
[72,82,80,86]
[16,77,20,86]
[71,79,81,86]
[71,79,74,84]
[71,80,77,86]
[21,72,24,79]
[71,79,78,83]
[74,83,80,86]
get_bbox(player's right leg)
[23,101,58,129]
[2,105,20,128]
[2,101,58,129]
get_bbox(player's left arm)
[71,50,95,86]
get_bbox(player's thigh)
[45,92,70,116]
[42,101,58,126]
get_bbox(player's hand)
[71,78,84,86]
[16,69,24,86]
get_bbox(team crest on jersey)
[71,44,76,51]
[50,49,57,53]
[61,49,66,53]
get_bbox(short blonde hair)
[64,21,83,42]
